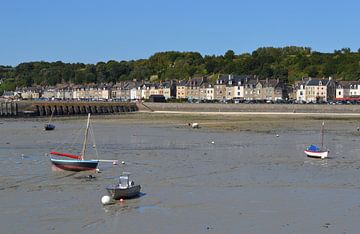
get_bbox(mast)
[48,107,54,124]
[321,121,324,150]
[81,113,91,160]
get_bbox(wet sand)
[1,113,360,233]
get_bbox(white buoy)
[121,161,125,165]
[211,141,215,144]
[101,195,111,205]
[276,134,279,137]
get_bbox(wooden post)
[14,103,18,116]
[5,102,9,115]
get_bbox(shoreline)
[138,102,360,114]
[150,110,360,117]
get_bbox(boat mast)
[48,107,54,124]
[81,113,91,160]
[321,121,324,150]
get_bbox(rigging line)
[89,122,99,160]
[52,126,84,153]
[48,107,55,124]
[69,126,85,150]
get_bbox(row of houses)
[176,75,287,101]
[294,77,360,103]
[2,75,360,103]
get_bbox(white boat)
[106,173,141,200]
[304,122,329,159]
[304,147,329,159]
[188,122,199,128]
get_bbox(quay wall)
[0,101,138,117]
[138,102,360,113]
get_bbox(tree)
[224,50,235,61]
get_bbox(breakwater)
[0,101,138,117]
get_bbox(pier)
[0,101,138,117]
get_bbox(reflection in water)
[137,205,171,215]
[103,201,170,216]
[102,198,141,215]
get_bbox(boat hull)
[50,158,98,171]
[106,185,141,200]
[44,124,55,131]
[304,150,328,159]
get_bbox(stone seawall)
[0,101,138,117]
[138,102,360,113]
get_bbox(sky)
[1,0,359,66]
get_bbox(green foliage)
[1,47,360,91]
[0,78,16,95]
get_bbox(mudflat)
[1,112,360,233]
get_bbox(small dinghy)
[304,144,328,159]
[106,173,141,200]
[44,123,55,131]
[44,108,55,131]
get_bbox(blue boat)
[50,113,99,171]
[44,108,55,130]
[44,123,55,131]
[50,158,98,171]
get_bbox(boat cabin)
[118,174,135,188]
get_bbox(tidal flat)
[1,112,360,233]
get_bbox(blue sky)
[1,0,359,66]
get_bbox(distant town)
[1,74,359,104]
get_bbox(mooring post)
[5,102,9,115]
[14,103,18,116]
